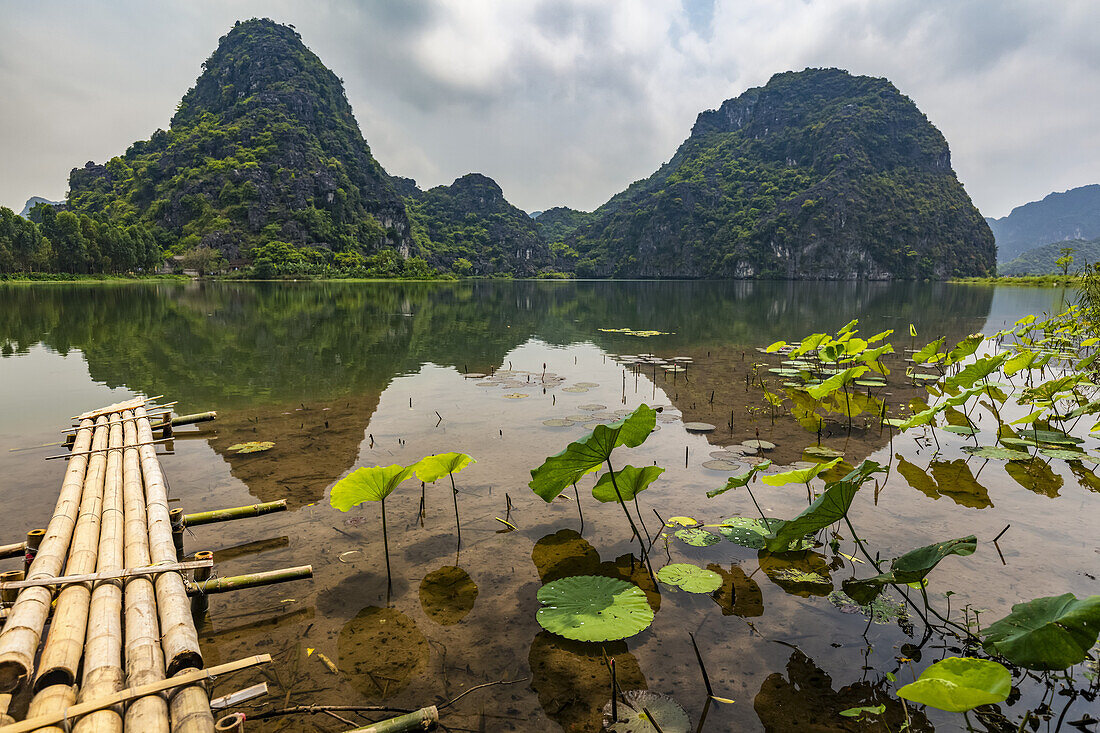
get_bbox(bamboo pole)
[0,560,212,592]
[190,552,214,617]
[0,545,23,561]
[186,566,313,596]
[0,693,13,725]
[214,712,245,732]
[23,683,76,733]
[0,655,270,733]
[23,530,44,574]
[134,405,204,676]
[34,416,110,691]
[0,573,22,607]
[345,706,439,732]
[183,500,287,527]
[134,406,213,732]
[121,410,169,733]
[73,413,125,733]
[0,418,94,693]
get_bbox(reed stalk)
[35,416,110,691]
[121,410,170,732]
[73,413,126,733]
[135,406,212,731]
[0,418,94,692]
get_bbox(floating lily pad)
[709,450,739,460]
[827,590,909,625]
[476,382,497,387]
[575,382,600,388]
[742,440,776,451]
[803,446,844,459]
[674,528,721,547]
[656,563,722,593]
[603,690,691,733]
[962,446,1030,460]
[543,419,575,427]
[536,576,654,642]
[942,425,979,436]
[666,516,698,527]
[579,404,608,411]
[854,380,887,387]
[701,459,743,471]
[227,441,274,454]
[504,393,529,399]
[1039,448,1086,460]
[562,386,590,393]
[683,422,716,432]
[715,517,813,551]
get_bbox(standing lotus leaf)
[591,465,665,503]
[897,657,1010,712]
[981,593,1100,670]
[536,576,654,642]
[330,464,416,511]
[603,690,691,732]
[656,563,722,594]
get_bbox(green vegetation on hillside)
[998,238,1100,276]
[987,184,1100,262]
[66,19,411,264]
[569,68,995,279]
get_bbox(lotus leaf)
[413,452,475,483]
[656,563,722,594]
[535,576,654,642]
[942,425,978,435]
[803,445,844,458]
[227,441,274,454]
[742,439,776,450]
[896,657,1010,712]
[705,460,772,498]
[827,590,908,625]
[673,528,720,547]
[843,536,977,604]
[603,690,690,733]
[666,516,697,527]
[530,405,657,501]
[717,517,810,551]
[1039,448,1086,460]
[945,353,1009,390]
[684,422,716,432]
[702,459,743,471]
[981,593,1100,670]
[592,465,665,503]
[761,457,842,487]
[962,446,1030,460]
[805,367,868,399]
[331,464,416,511]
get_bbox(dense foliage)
[0,204,160,275]
[567,68,996,279]
[986,184,1100,263]
[999,237,1100,275]
[401,174,550,275]
[66,19,412,263]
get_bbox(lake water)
[0,280,1093,731]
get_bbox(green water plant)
[414,452,476,546]
[331,463,418,586]
[656,563,722,594]
[981,593,1100,670]
[535,575,654,642]
[896,656,1010,713]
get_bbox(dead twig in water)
[438,677,528,710]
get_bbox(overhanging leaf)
[806,367,868,400]
[535,575,654,642]
[592,465,665,503]
[843,536,977,603]
[413,452,475,483]
[761,457,842,486]
[981,594,1100,670]
[706,460,772,498]
[896,657,1010,712]
[530,404,657,501]
[331,464,416,511]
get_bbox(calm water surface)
[0,281,1093,731]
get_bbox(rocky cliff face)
[404,173,550,275]
[568,68,995,279]
[986,184,1100,262]
[67,19,412,261]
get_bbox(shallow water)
[0,280,1093,731]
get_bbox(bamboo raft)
[0,398,313,732]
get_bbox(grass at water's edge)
[0,273,189,284]
[949,274,1081,286]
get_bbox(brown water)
[0,280,1094,732]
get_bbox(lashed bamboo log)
[0,692,13,725]
[183,500,287,527]
[214,712,245,732]
[135,405,213,732]
[0,419,94,692]
[72,413,125,733]
[0,572,23,606]
[23,683,76,733]
[43,437,170,461]
[121,410,169,732]
[1,655,270,733]
[23,529,44,574]
[190,552,214,617]
[135,405,204,675]
[346,706,439,732]
[34,416,110,691]
[186,566,314,596]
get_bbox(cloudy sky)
[2,0,1098,218]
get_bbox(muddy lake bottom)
[0,280,1094,731]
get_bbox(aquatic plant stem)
[744,484,771,531]
[381,498,392,591]
[604,459,658,585]
[448,472,461,548]
[572,482,584,533]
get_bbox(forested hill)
[565,68,996,279]
[986,184,1100,263]
[66,19,412,262]
[400,174,550,276]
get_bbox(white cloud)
[1,0,1097,218]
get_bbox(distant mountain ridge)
[999,237,1100,276]
[986,184,1100,263]
[563,68,995,278]
[18,197,63,219]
